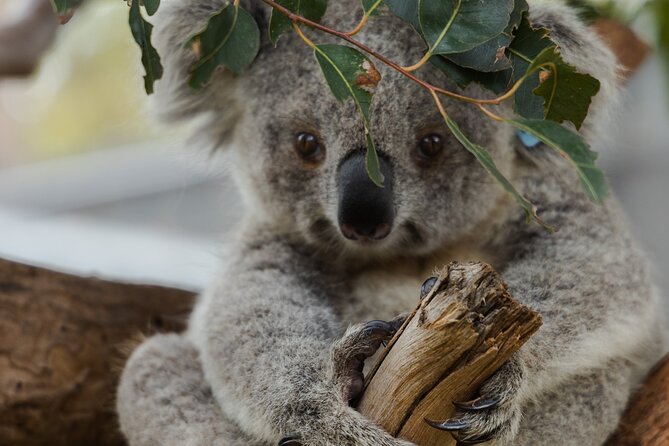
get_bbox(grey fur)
[117,1,666,445]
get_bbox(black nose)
[337,150,394,242]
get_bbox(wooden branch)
[357,262,542,446]
[0,258,196,446]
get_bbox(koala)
[116,1,666,445]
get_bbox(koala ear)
[527,1,620,144]
[150,0,269,145]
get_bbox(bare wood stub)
[357,262,543,446]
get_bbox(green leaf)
[50,0,83,23]
[446,0,528,72]
[188,4,260,88]
[507,119,608,202]
[528,47,601,130]
[268,0,328,44]
[443,114,554,231]
[129,0,163,95]
[314,44,377,120]
[430,55,512,94]
[507,16,553,119]
[385,0,420,30]
[418,0,514,55]
[446,34,513,72]
[365,132,383,187]
[314,44,384,185]
[142,0,160,16]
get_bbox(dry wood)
[0,258,195,446]
[357,262,543,446]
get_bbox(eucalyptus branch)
[260,0,525,110]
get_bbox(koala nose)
[337,150,395,242]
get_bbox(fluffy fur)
[117,1,666,445]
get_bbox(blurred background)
[0,0,667,311]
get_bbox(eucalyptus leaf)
[508,119,608,202]
[188,4,260,88]
[507,16,553,119]
[268,0,328,44]
[418,0,514,56]
[430,55,512,94]
[443,114,553,230]
[142,0,160,16]
[447,34,513,72]
[314,44,377,120]
[314,44,384,185]
[51,0,83,13]
[365,132,383,187]
[528,47,601,130]
[51,0,83,23]
[446,0,528,72]
[129,0,163,94]
[384,0,420,30]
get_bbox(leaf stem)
[477,104,504,121]
[292,22,316,49]
[345,0,383,37]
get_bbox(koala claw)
[278,434,302,445]
[453,394,503,411]
[420,276,438,299]
[361,320,398,340]
[424,417,470,431]
[425,358,524,444]
[426,414,500,444]
[331,318,404,402]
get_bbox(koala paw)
[425,358,524,445]
[330,317,406,403]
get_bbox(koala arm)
[188,230,412,446]
[498,192,660,398]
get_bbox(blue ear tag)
[516,130,542,149]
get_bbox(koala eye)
[295,132,325,165]
[414,133,444,166]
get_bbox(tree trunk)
[0,258,195,446]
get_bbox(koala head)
[153,0,618,261]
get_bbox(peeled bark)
[357,262,542,446]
